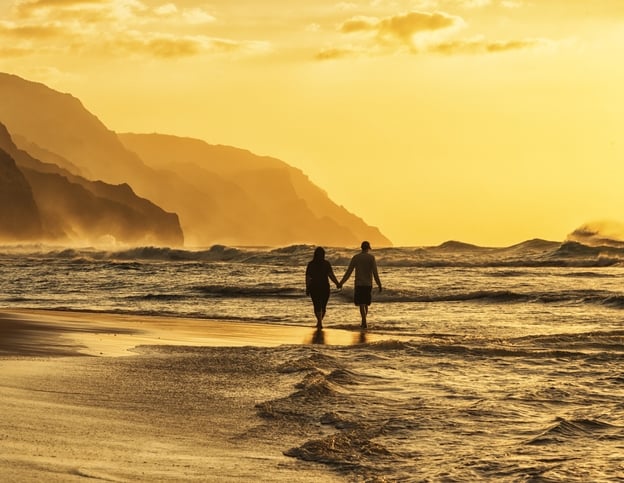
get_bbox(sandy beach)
[0,309,378,482]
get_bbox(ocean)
[2,240,624,481]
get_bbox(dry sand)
[0,309,376,482]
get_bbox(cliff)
[0,122,183,246]
[0,72,391,247]
[0,147,42,240]
[119,133,392,247]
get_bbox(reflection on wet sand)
[306,327,370,346]
[355,329,368,345]
[311,328,325,345]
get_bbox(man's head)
[361,241,371,251]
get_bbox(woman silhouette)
[305,247,341,329]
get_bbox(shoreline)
[0,309,394,483]
[0,308,387,357]
[0,308,387,481]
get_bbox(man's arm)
[339,258,355,286]
[372,258,382,291]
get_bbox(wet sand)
[0,309,380,357]
[0,309,375,482]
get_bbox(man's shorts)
[354,285,372,306]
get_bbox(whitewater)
[2,240,624,481]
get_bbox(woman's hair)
[312,246,325,262]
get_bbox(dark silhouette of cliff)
[0,148,42,240]
[0,72,391,247]
[0,122,183,245]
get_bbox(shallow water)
[2,242,624,480]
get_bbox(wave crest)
[527,418,620,445]
[567,220,624,248]
[4,239,624,267]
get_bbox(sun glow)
[2,0,624,246]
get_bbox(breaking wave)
[3,237,624,267]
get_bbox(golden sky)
[1,0,623,246]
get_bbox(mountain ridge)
[0,71,391,246]
[118,132,390,247]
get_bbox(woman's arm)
[305,263,312,294]
[328,263,340,288]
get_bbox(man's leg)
[359,304,368,328]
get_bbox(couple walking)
[305,241,382,330]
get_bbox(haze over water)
[3,241,624,480]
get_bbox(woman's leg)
[315,310,323,329]
[313,289,330,329]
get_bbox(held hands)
[378,285,383,293]
[335,282,342,290]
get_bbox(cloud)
[378,11,462,41]
[336,11,466,55]
[110,32,270,58]
[112,32,203,57]
[340,11,463,42]
[14,0,143,23]
[15,0,107,14]
[154,3,177,16]
[316,10,465,58]
[3,0,258,59]
[340,16,373,33]
[317,8,552,60]
[315,46,357,60]
[430,37,553,54]
[181,8,215,25]
[0,20,62,39]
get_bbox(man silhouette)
[340,241,382,328]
